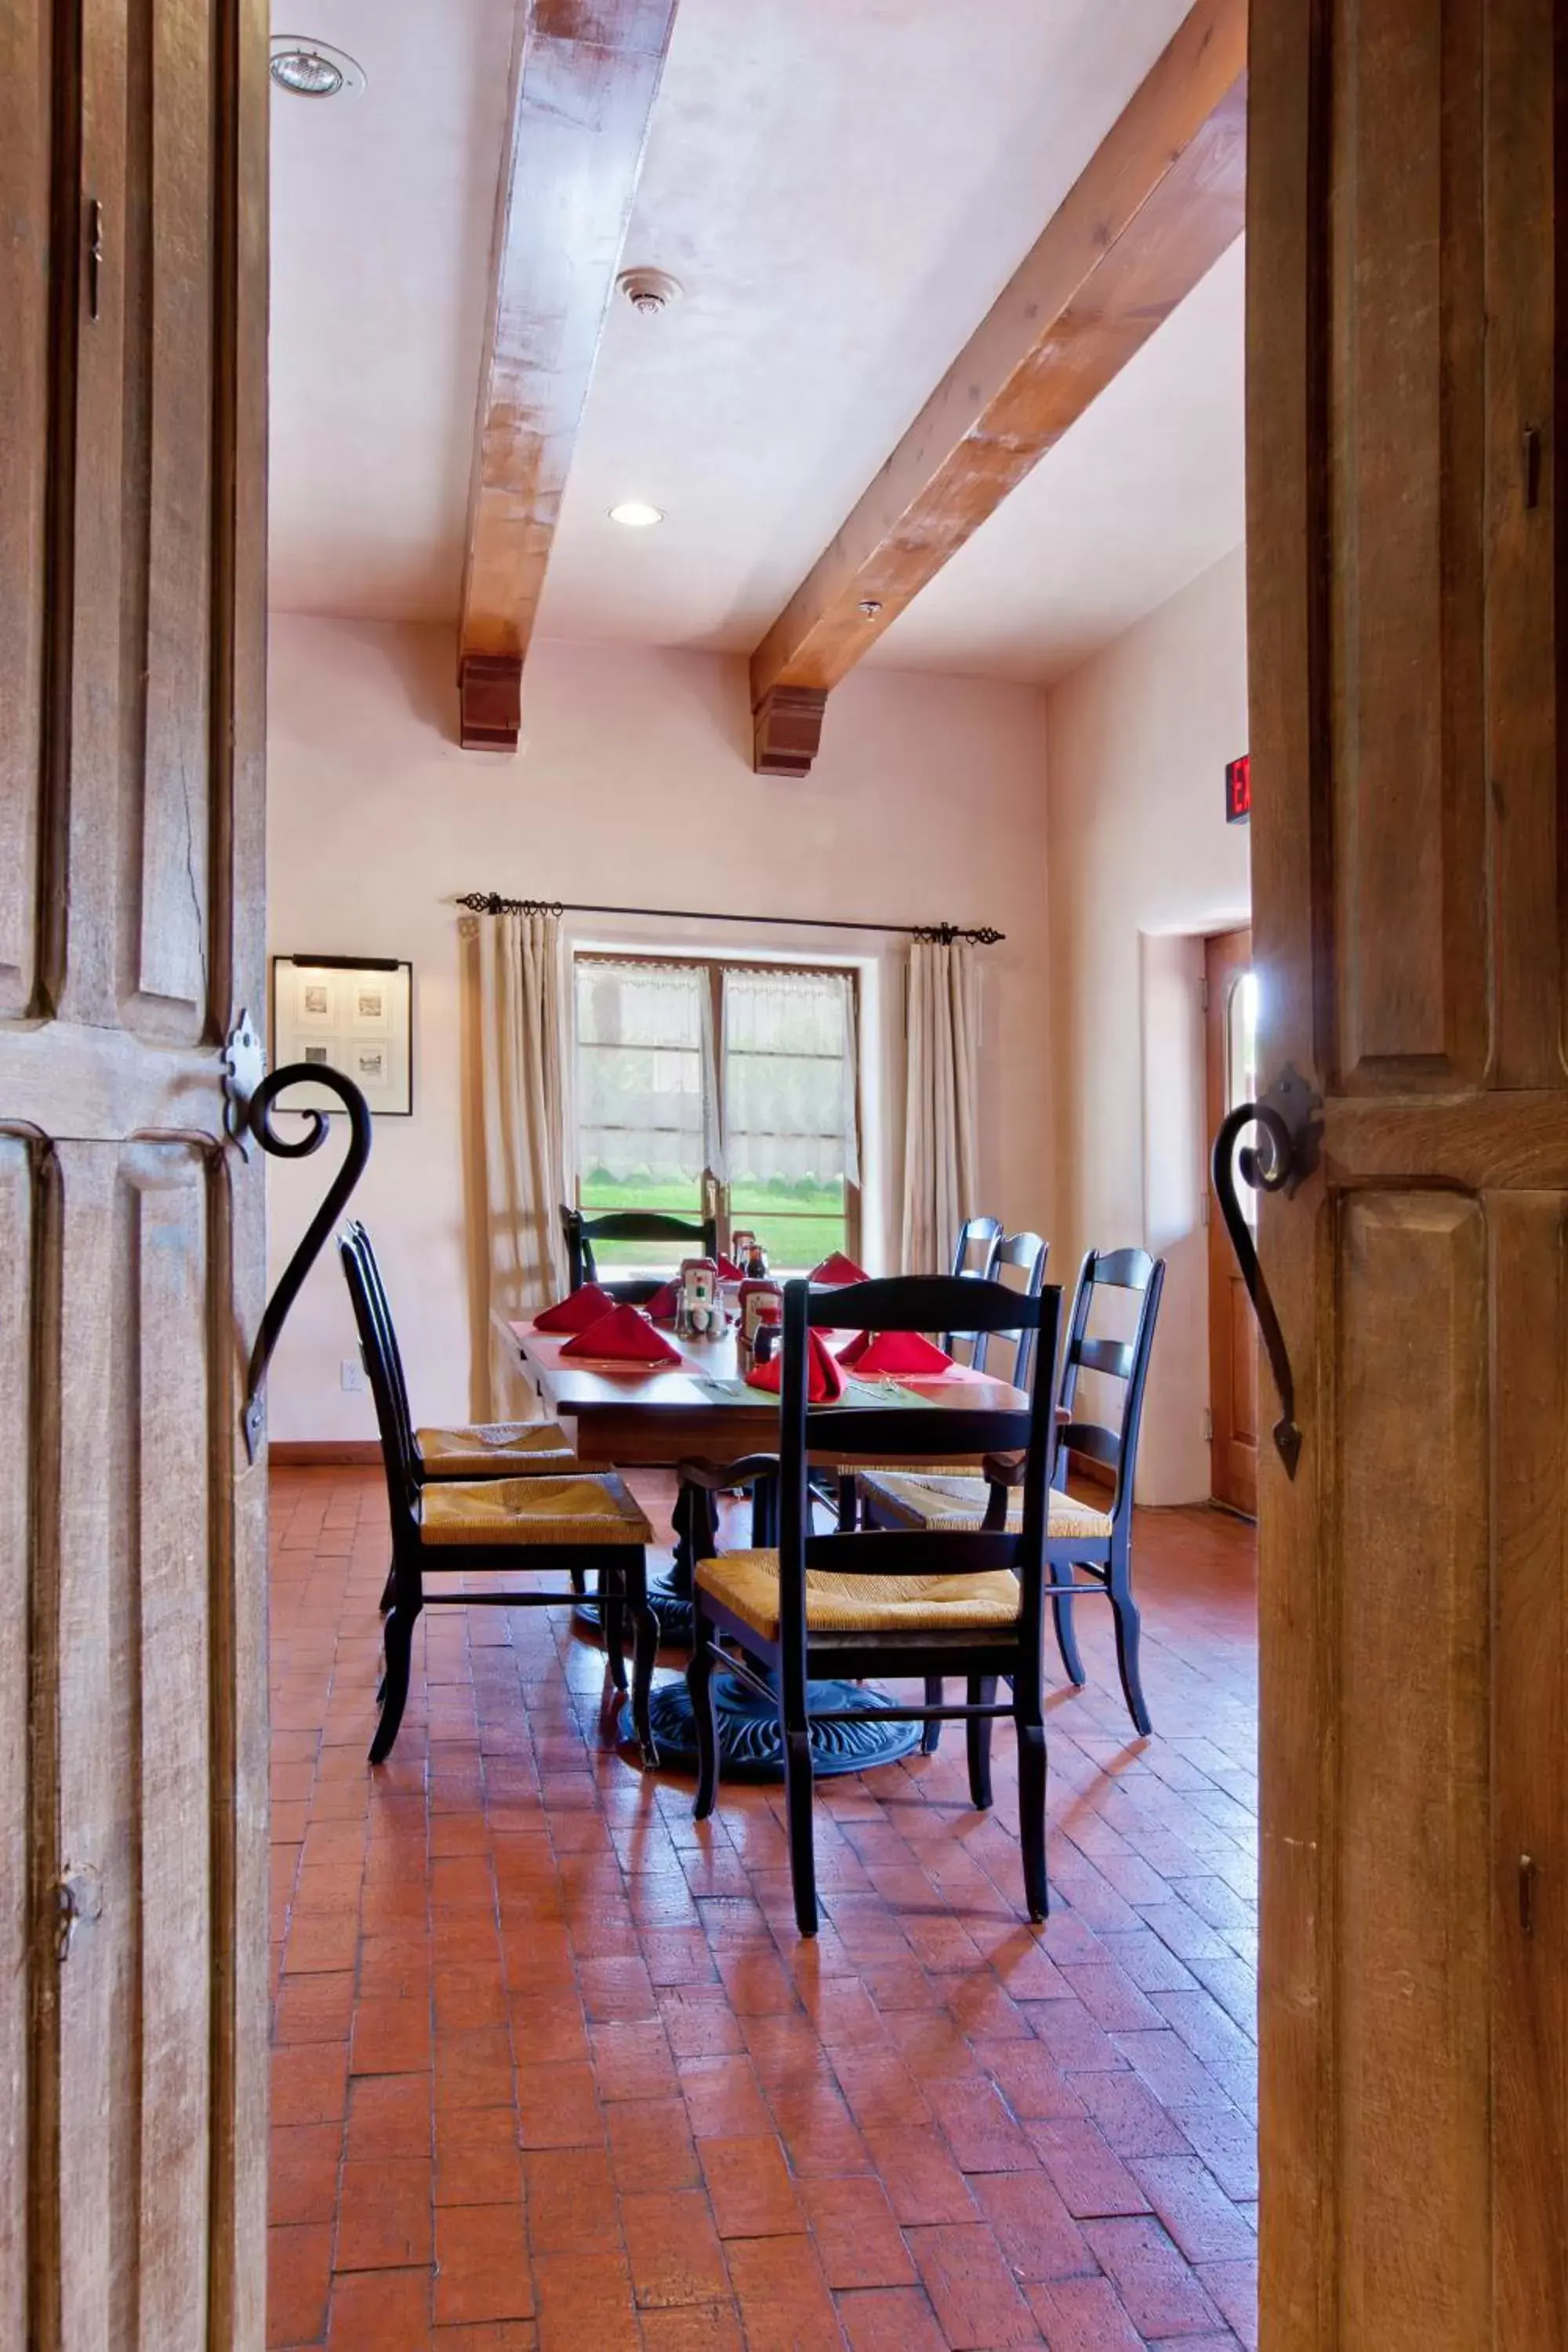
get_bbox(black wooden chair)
[951,1213,1004,1276]
[943,1211,1004,1356]
[340,1228,660,1767]
[859,1247,1167,1737]
[688,1272,1064,1936]
[345,1220,579,1615]
[832,1229,1051,1537]
[347,1221,576,1479]
[561,1204,719,1303]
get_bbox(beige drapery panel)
[460,909,572,1416]
[900,936,980,1273]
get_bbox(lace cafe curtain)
[575,960,724,1192]
[721,966,859,1192]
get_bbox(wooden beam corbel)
[458,0,680,752]
[752,685,829,778]
[747,0,1247,774]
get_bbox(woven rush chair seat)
[695,1547,1023,1642]
[858,1472,1112,1542]
[420,1472,652,1548]
[415,1420,577,1478]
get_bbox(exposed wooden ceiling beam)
[459,0,679,751]
[748,0,1248,775]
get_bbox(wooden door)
[1205,927,1259,1515]
[1250,2,1568,2346]
[1,4,270,2344]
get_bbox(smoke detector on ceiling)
[616,267,684,317]
[270,37,366,99]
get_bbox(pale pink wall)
[1046,546,1250,1504]
[264,618,1052,1441]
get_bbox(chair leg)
[966,1675,997,1809]
[1110,1552,1152,1737]
[369,1597,419,1765]
[688,1602,720,1820]
[569,1563,586,1598]
[377,1562,395,1616]
[599,1566,628,1694]
[630,1569,659,1770]
[1016,1719,1049,1923]
[1014,1622,1049,1922]
[1051,1569,1087,1689]
[921,1675,944,1755]
[782,1726,818,1938]
[837,1474,858,1531]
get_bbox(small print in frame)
[351,980,390,1033]
[297,976,336,1026]
[270,958,413,1116]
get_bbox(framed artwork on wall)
[270,955,414,1115]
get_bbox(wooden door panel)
[0,1137,36,2349]
[0,3,49,1020]
[0,0,270,2341]
[128,1145,217,2344]
[1206,927,1258,1515]
[1250,0,1568,2343]
[133,0,216,1036]
[1334,1192,1490,2345]
[1328,0,1486,1091]
[1227,1279,1258,1446]
[1490,1192,1568,2342]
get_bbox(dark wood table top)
[508,1319,1030,1467]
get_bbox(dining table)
[508,1311,1033,1778]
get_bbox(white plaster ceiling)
[268,0,1243,681]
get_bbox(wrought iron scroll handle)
[234,1060,373,1461]
[1210,1062,1323,1479]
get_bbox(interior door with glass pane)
[1206,927,1259,1515]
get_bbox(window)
[574,955,860,1274]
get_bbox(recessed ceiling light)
[270,36,365,99]
[609,501,664,528]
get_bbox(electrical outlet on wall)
[341,1358,366,1394]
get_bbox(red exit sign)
[1225,753,1250,825]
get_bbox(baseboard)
[1065,1448,1115,1490]
[269,1440,381,1468]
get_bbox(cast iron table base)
[631,1672,923,1780]
[574,1568,694,1649]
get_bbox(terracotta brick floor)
[268,1466,1258,2351]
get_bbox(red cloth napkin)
[809,1251,868,1287]
[838,1329,955,1375]
[559,1304,682,1365]
[716,1254,746,1282]
[533,1283,617,1332]
[746,1329,848,1403]
[643,1279,680,1319]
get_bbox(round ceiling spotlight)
[269,37,366,98]
[609,501,665,529]
[616,267,684,318]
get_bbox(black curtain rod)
[455,891,1003,946]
